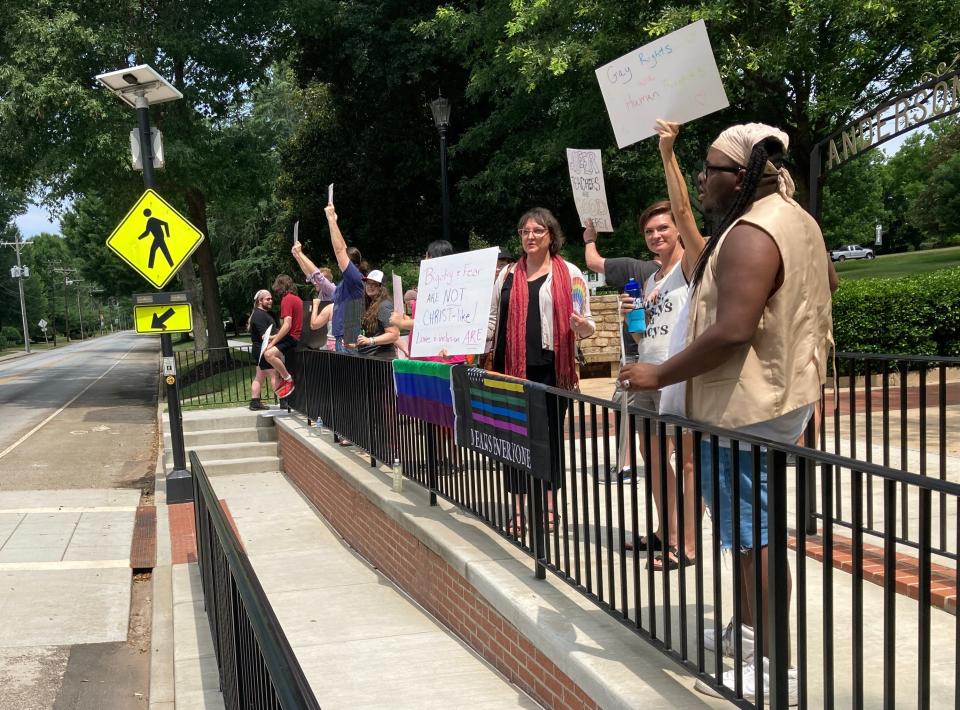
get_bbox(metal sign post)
[138,102,192,504]
[97,65,193,503]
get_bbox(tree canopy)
[1,0,958,327]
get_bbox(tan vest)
[685,193,833,429]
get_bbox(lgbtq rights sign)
[451,366,553,480]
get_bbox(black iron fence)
[283,349,959,709]
[191,452,320,710]
[174,345,264,409]
[820,352,960,561]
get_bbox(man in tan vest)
[618,123,833,704]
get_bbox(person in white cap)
[618,122,835,704]
[356,269,400,359]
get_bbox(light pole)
[430,93,452,246]
[96,65,192,503]
[52,266,76,341]
[1,232,32,353]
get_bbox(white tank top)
[637,261,688,365]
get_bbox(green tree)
[820,153,887,250]
[415,0,959,239]
[27,232,79,338]
[0,0,284,351]
[908,120,960,245]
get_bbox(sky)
[10,123,928,238]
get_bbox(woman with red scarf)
[487,207,595,534]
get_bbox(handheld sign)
[567,149,613,232]
[259,324,272,365]
[392,273,403,313]
[410,247,498,358]
[595,20,728,149]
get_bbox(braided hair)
[691,137,786,288]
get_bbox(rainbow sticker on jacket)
[571,277,588,315]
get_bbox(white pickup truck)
[830,244,875,262]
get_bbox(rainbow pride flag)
[392,359,454,429]
[451,366,550,477]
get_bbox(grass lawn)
[180,365,271,409]
[0,341,57,357]
[836,246,960,281]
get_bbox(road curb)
[149,407,175,710]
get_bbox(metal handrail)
[190,451,320,709]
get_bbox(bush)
[0,326,21,345]
[832,267,960,356]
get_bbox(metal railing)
[820,352,960,560]
[284,350,960,709]
[287,351,397,466]
[191,452,320,709]
[175,345,262,409]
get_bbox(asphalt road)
[0,331,159,709]
[0,332,161,491]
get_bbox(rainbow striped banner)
[392,359,454,429]
[451,366,550,477]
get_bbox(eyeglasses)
[518,227,549,238]
[702,161,742,176]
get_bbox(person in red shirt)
[264,274,302,398]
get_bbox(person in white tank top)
[615,120,708,570]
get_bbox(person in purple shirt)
[292,242,336,301]
[324,202,366,352]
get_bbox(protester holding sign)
[325,202,367,352]
[390,240,470,364]
[608,120,710,568]
[247,289,279,410]
[487,207,595,533]
[618,123,834,702]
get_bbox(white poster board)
[595,20,729,149]
[567,149,613,232]
[258,324,272,365]
[409,247,498,358]
[392,272,403,313]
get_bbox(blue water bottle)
[623,278,646,334]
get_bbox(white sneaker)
[694,657,798,706]
[704,620,754,662]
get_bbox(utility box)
[130,127,165,170]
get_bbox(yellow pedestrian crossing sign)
[134,303,193,334]
[106,189,204,289]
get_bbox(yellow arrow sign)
[106,189,204,289]
[134,303,193,335]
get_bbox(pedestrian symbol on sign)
[105,189,204,289]
[138,209,173,268]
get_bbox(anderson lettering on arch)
[818,58,960,177]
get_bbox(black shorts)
[253,342,274,370]
[274,334,299,355]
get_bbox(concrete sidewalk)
[154,408,540,709]
[212,469,541,708]
[0,489,140,708]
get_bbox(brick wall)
[581,294,620,365]
[279,428,599,710]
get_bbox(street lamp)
[96,64,192,503]
[430,93,452,246]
